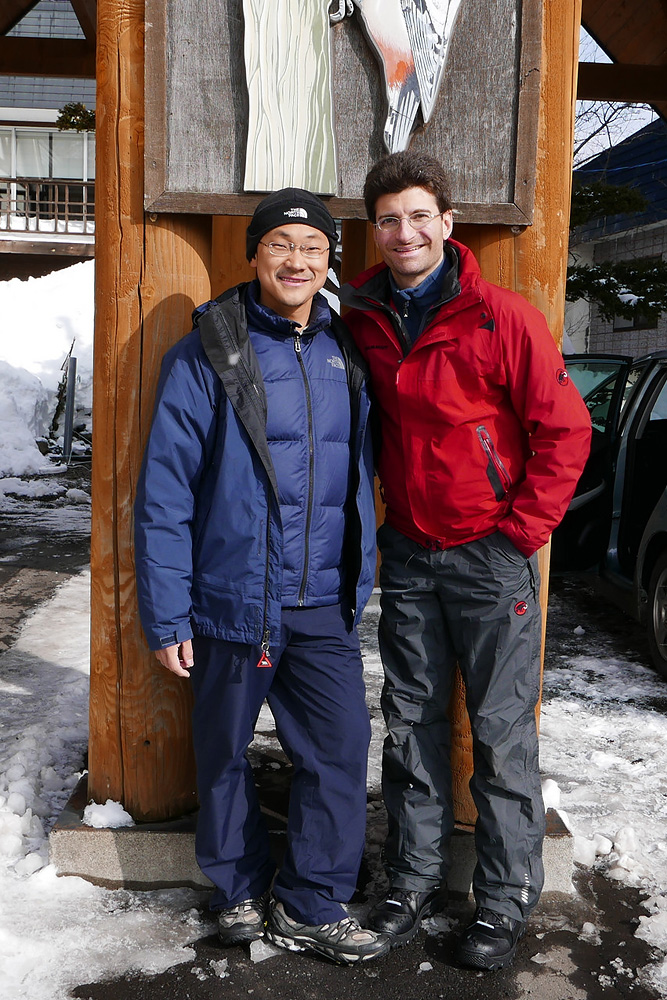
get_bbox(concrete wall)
[569,222,667,357]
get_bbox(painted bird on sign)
[330,0,463,153]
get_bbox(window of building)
[612,256,660,331]
[613,310,658,332]
[0,125,95,236]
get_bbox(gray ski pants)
[377,524,545,922]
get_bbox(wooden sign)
[144,0,542,224]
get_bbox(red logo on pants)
[514,601,528,616]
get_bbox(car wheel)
[648,551,667,679]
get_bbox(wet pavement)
[68,870,658,1000]
[1,475,666,998]
[0,465,91,649]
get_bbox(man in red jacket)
[340,151,591,971]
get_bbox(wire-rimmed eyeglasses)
[373,211,442,234]
[258,240,329,259]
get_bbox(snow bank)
[0,260,94,477]
[0,362,54,476]
[0,260,94,395]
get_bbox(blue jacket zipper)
[294,332,315,605]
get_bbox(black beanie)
[246,188,338,261]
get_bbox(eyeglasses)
[373,211,442,234]
[258,240,329,259]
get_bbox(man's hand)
[155,639,194,678]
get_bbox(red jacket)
[340,240,592,557]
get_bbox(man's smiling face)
[373,186,453,290]
[251,223,330,327]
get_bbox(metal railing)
[0,177,95,236]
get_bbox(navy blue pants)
[190,605,371,925]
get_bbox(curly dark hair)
[363,151,453,221]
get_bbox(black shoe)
[455,907,525,971]
[366,886,445,946]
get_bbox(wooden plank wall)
[90,0,582,823]
[144,0,539,223]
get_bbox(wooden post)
[450,0,582,826]
[90,0,212,821]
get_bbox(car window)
[566,360,629,434]
[566,361,624,400]
[621,365,646,411]
[649,378,667,422]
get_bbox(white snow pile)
[540,651,667,992]
[0,476,66,499]
[0,361,54,477]
[0,260,94,477]
[82,799,135,829]
[0,573,213,1000]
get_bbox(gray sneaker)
[266,900,390,965]
[217,894,268,945]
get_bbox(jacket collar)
[339,238,481,315]
[193,281,332,338]
[244,279,332,337]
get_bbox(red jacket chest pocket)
[415,336,500,387]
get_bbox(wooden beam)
[0,0,39,36]
[582,0,667,67]
[90,0,212,822]
[0,240,94,256]
[577,61,667,102]
[0,37,95,77]
[71,0,97,41]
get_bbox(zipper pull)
[256,631,272,669]
[294,333,301,353]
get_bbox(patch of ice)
[249,940,281,963]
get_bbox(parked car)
[551,351,667,678]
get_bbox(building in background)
[0,0,95,280]
[566,118,667,356]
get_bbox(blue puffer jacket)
[134,282,377,653]
[245,286,352,606]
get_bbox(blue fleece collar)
[245,279,332,337]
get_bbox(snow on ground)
[2,572,667,997]
[0,261,94,477]
[0,573,213,1000]
[540,648,667,992]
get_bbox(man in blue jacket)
[134,189,387,965]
